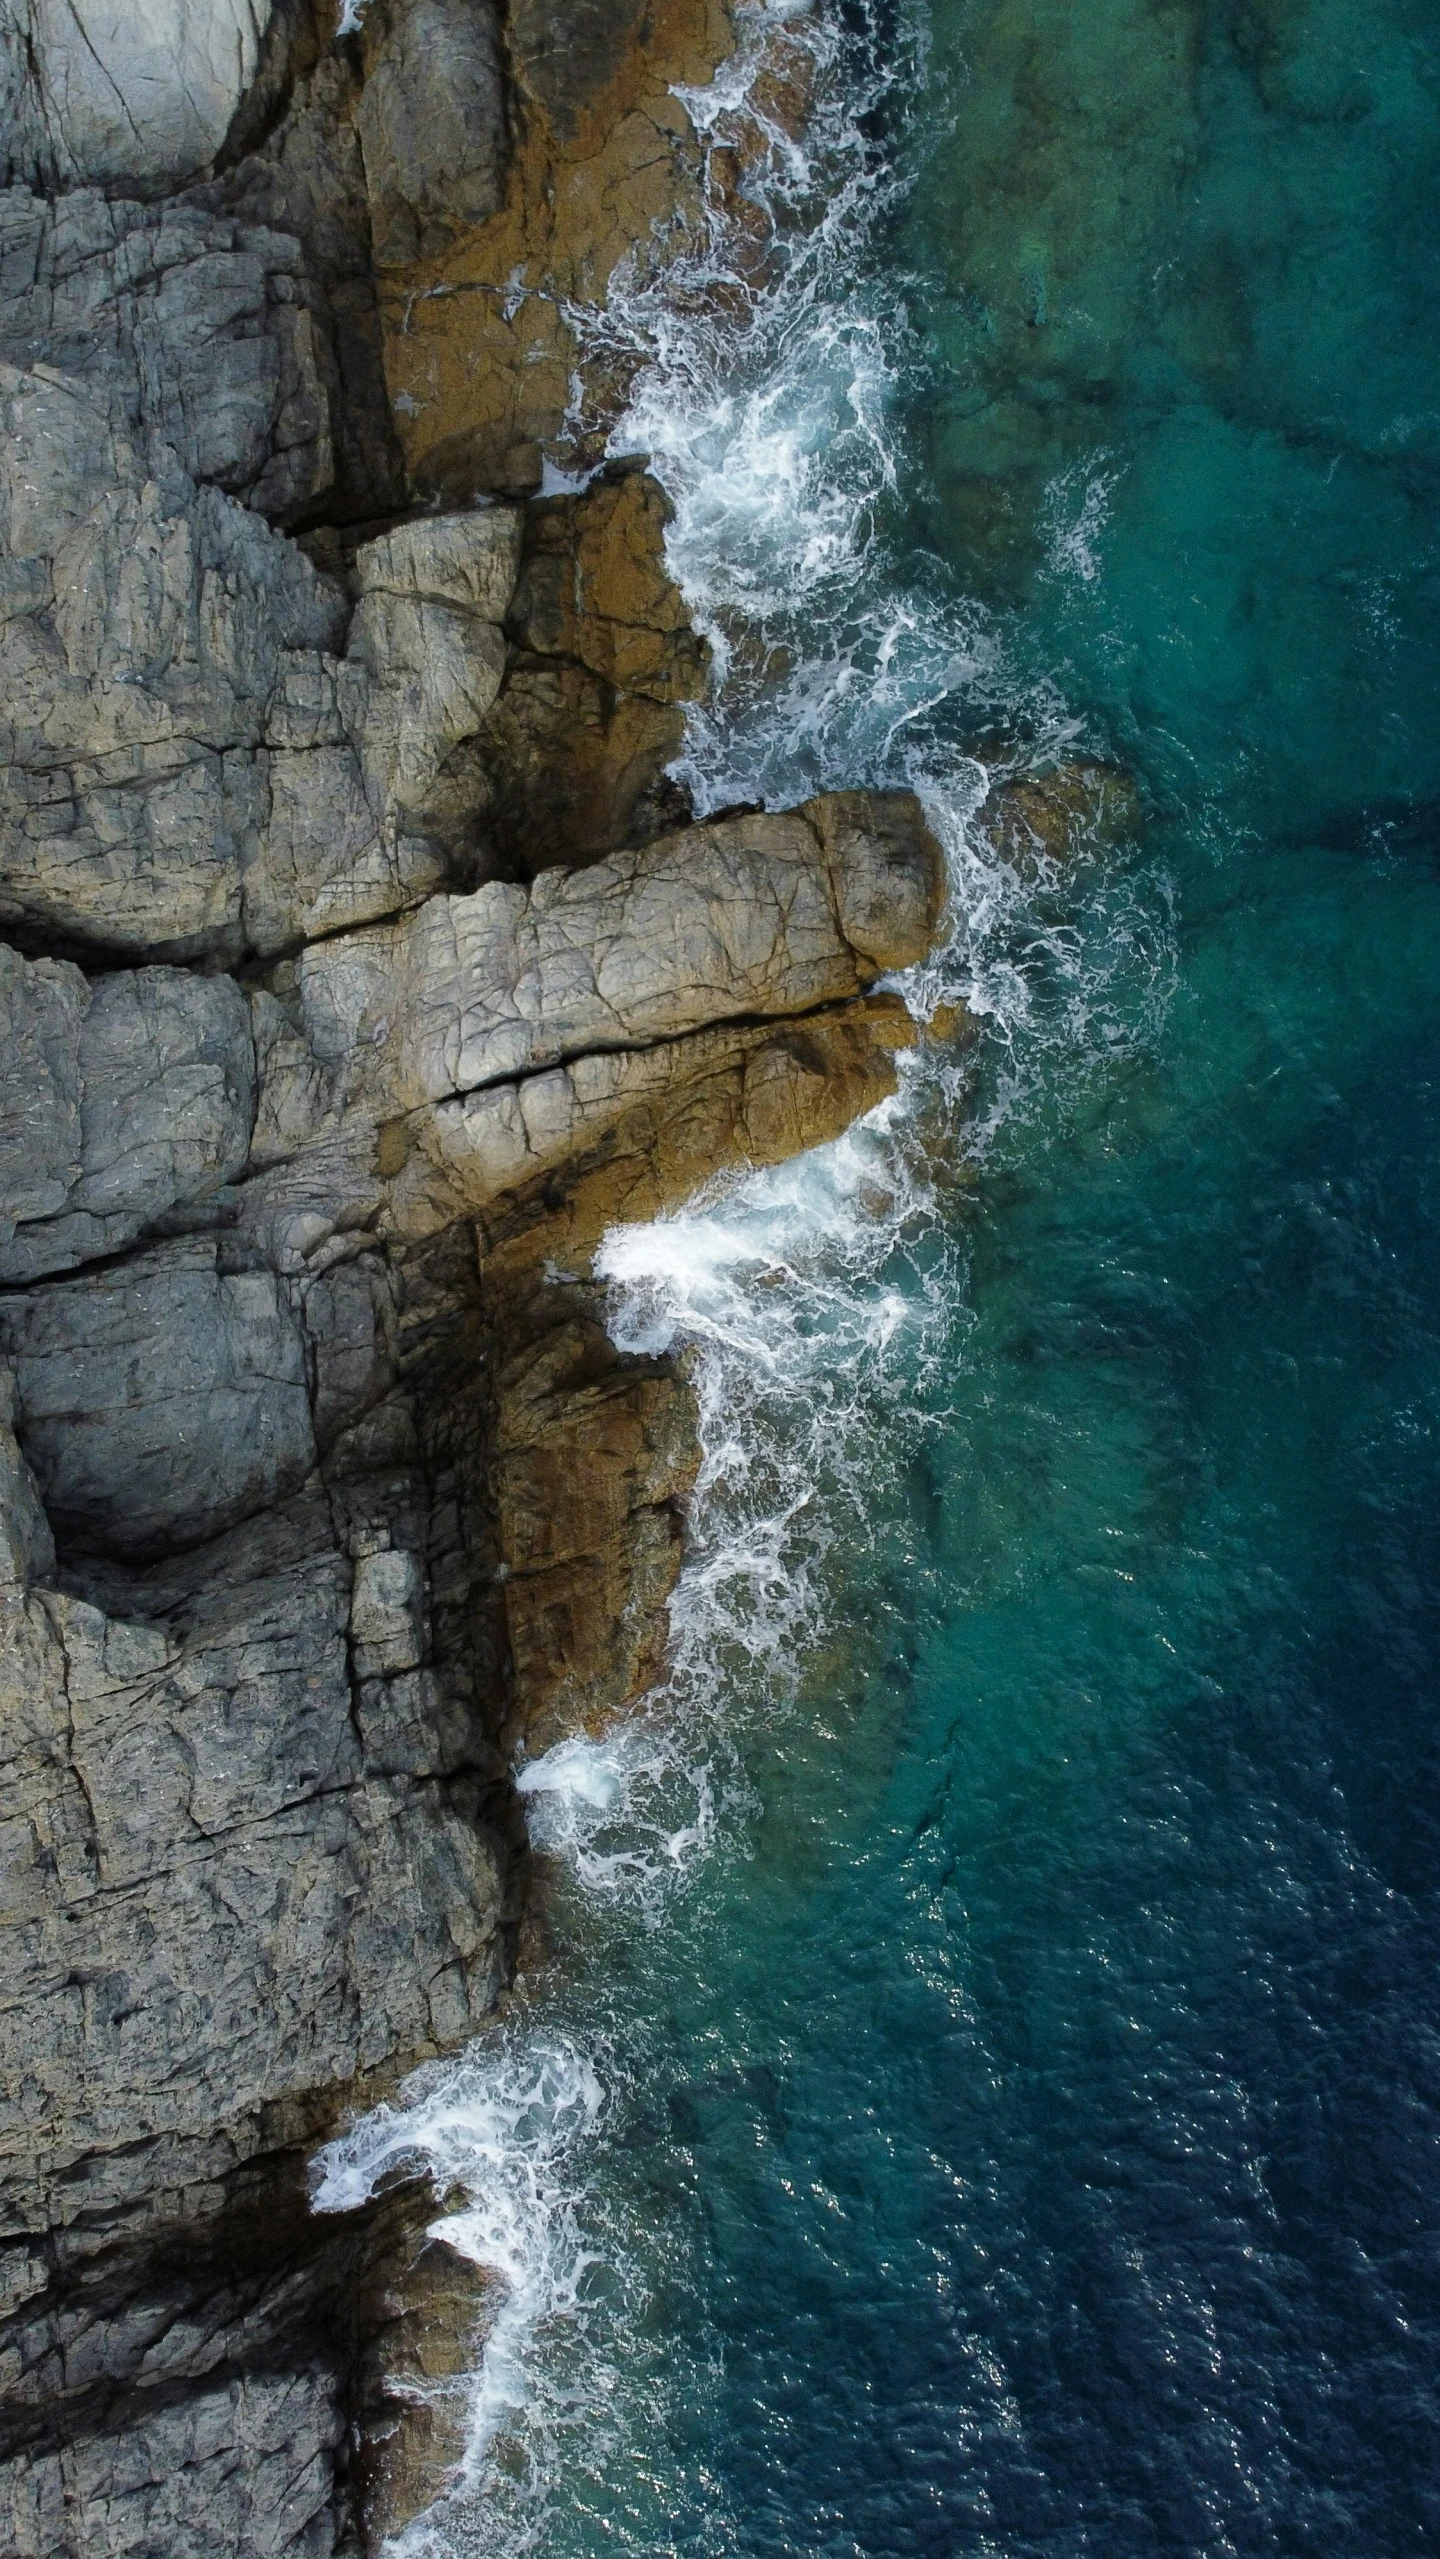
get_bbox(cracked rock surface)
[0,2,957,2550]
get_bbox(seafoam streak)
[311,8,1163,2546]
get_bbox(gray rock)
[0,2366,343,2559]
[0,185,334,523]
[0,358,521,956]
[349,507,519,823]
[357,0,508,268]
[0,945,256,1281]
[351,1543,428,1679]
[0,1361,53,1585]
[0,1237,317,1557]
[0,1,276,193]
[0,1557,504,2233]
[200,48,409,525]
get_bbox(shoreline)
[0,5,955,2549]
[0,5,1135,2548]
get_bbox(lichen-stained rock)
[357,0,509,269]
[484,463,711,869]
[0,0,276,194]
[0,946,256,1281]
[352,2229,490,2551]
[507,466,706,707]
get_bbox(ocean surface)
[317,2,1440,2549]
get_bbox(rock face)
[0,3,978,2552]
[485,461,710,868]
[0,0,275,192]
[362,0,734,495]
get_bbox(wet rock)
[374,0,733,495]
[353,2232,491,2546]
[492,1296,700,1749]
[978,756,1141,873]
[469,988,924,1268]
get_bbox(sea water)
[315,2,1440,2548]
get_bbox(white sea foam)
[311,8,1166,2546]
[312,2036,606,2551]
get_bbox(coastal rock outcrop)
[360,0,734,495]
[0,3,971,2551]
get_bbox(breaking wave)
[312,6,1171,2547]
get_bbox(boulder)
[0,1538,505,2234]
[299,790,943,1114]
[0,184,334,523]
[230,790,943,1268]
[978,756,1141,873]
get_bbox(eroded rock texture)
[0,6,964,2546]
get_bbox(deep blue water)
[322,3,1440,2549]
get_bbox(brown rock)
[508,466,706,703]
[355,2231,493,2546]
[372,0,734,494]
[484,463,710,868]
[492,1298,700,1751]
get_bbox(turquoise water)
[319,4,1440,2549]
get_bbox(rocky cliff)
[0,5,955,2548]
